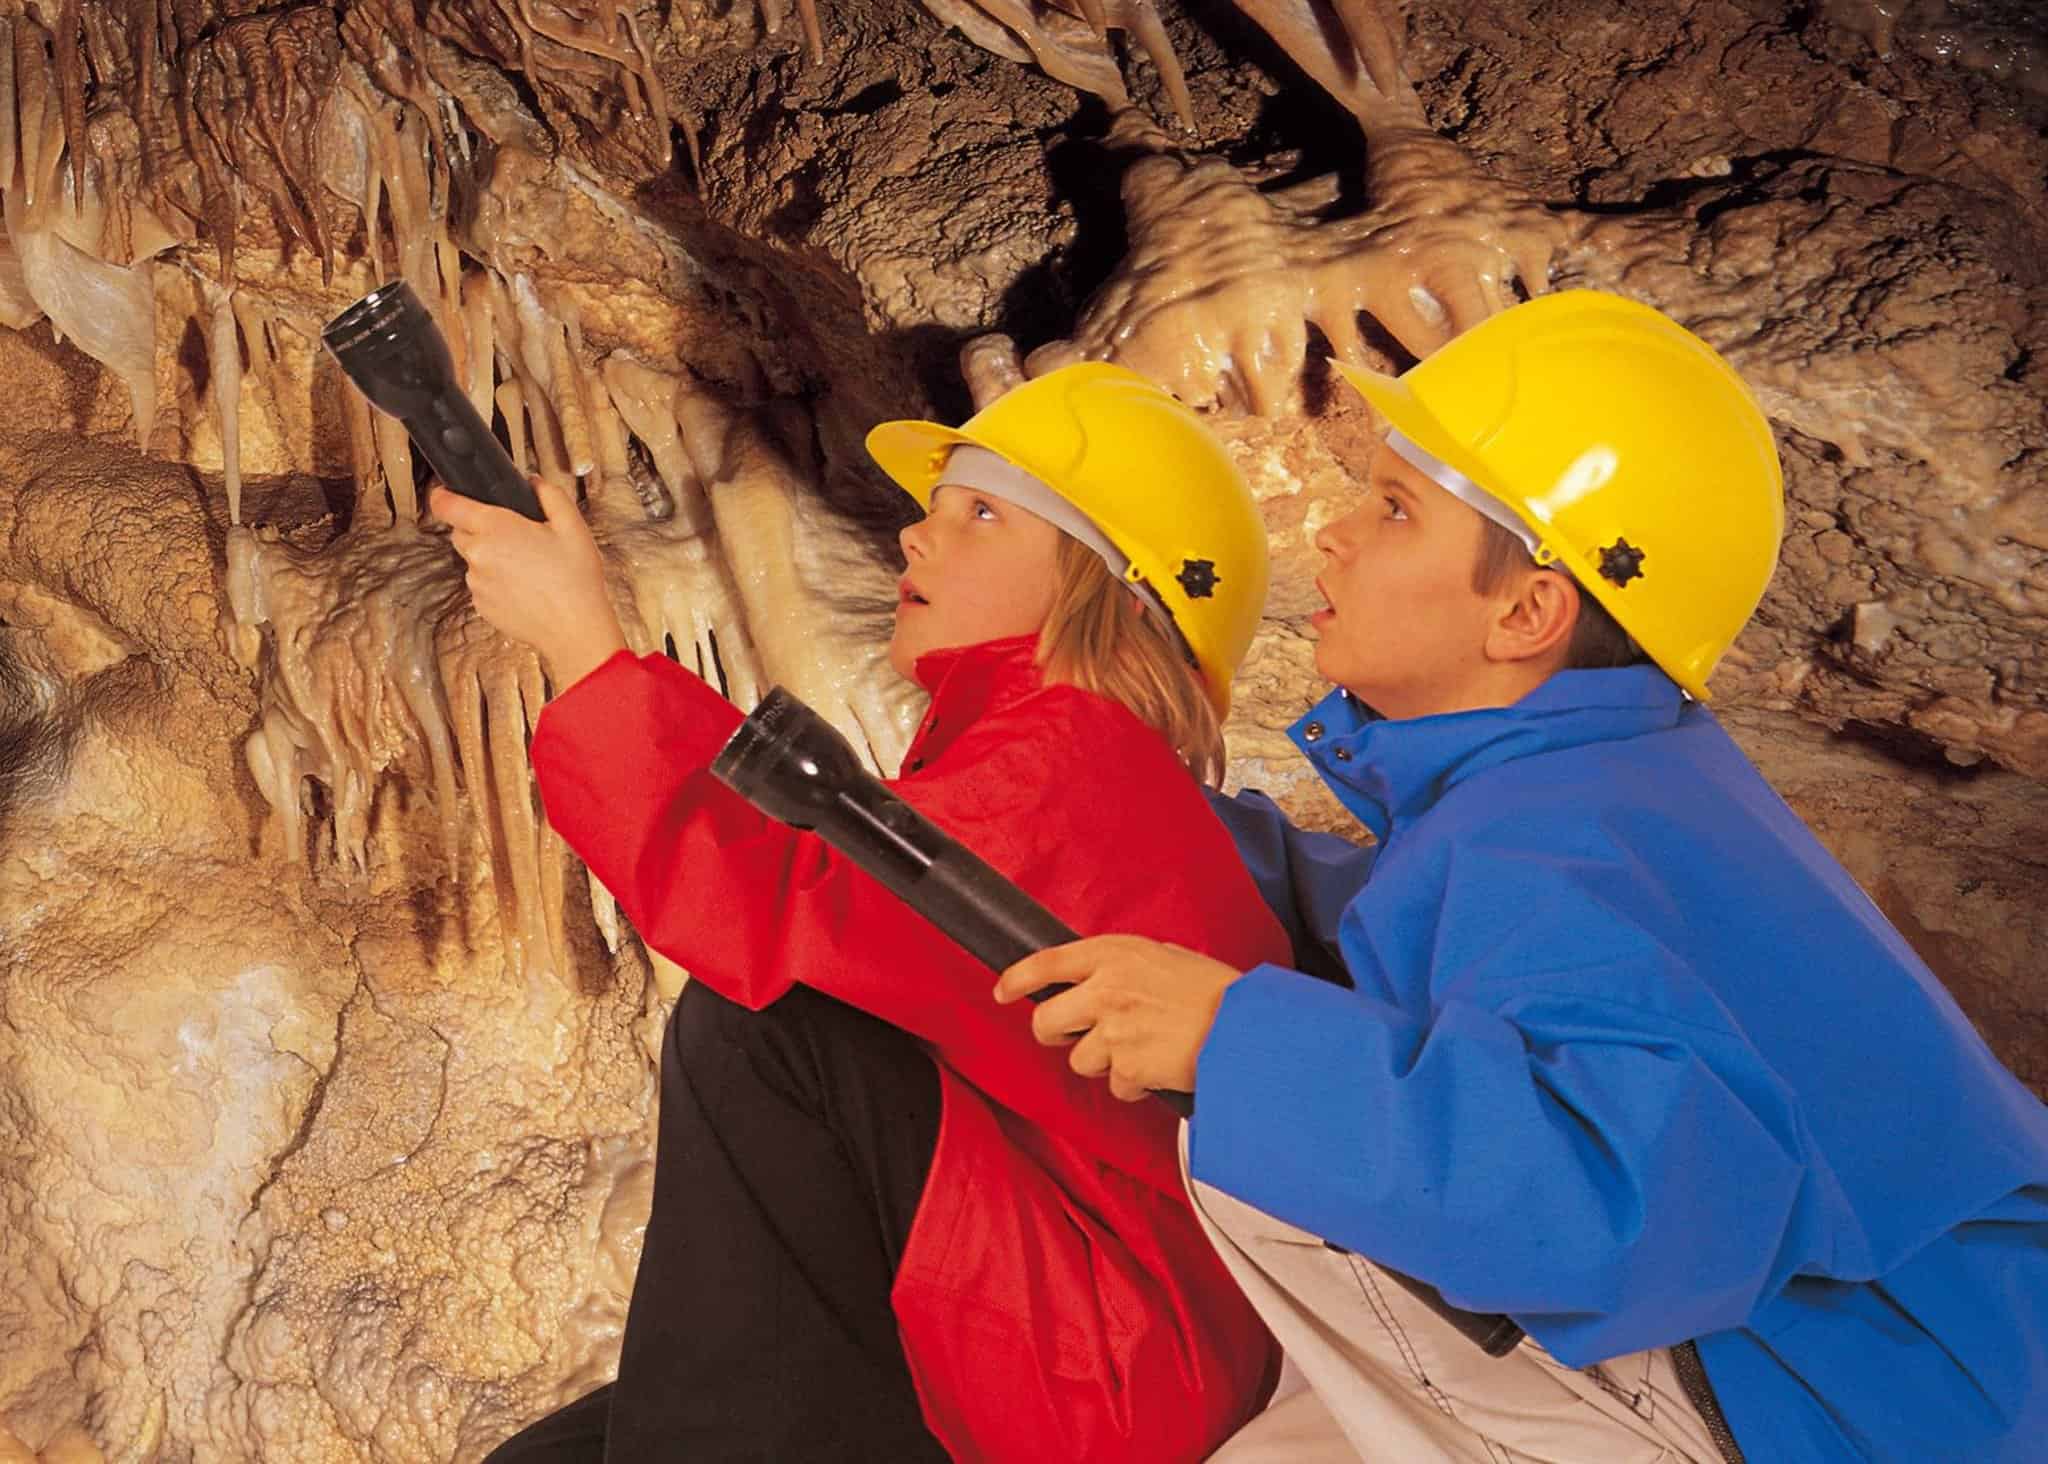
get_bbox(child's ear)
[1485,568,1579,667]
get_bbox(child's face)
[1311,441,1505,719]
[889,483,1064,683]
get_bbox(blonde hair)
[1036,534,1226,786]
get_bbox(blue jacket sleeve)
[1188,842,1830,1367]
[1204,787,1373,987]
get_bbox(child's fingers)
[428,484,483,530]
[1067,1026,1112,1083]
[1029,984,1096,1049]
[532,475,580,528]
[429,484,530,539]
[995,941,1090,1005]
[446,526,487,565]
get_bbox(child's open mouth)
[898,578,929,607]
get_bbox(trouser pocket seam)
[1342,1252,1514,1464]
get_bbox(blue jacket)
[1192,666,2048,1461]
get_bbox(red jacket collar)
[904,635,1046,771]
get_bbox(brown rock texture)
[0,0,2041,1458]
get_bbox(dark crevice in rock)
[0,639,73,839]
[821,76,906,119]
[992,108,1128,361]
[1568,147,1835,215]
[1354,310,1420,374]
[1836,718,1998,780]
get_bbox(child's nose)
[899,515,931,560]
[1315,504,1363,560]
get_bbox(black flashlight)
[711,685,1092,991]
[711,686,1527,1358]
[321,280,544,522]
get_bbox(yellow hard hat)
[867,362,1269,716]
[1334,290,1784,700]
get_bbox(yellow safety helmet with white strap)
[1334,289,1785,700]
[867,363,1269,717]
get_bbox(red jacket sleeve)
[530,651,1188,1190]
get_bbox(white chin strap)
[1385,430,1545,560]
[937,446,1176,627]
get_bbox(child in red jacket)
[440,363,1291,1463]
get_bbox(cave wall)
[0,0,2042,1458]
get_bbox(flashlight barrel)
[406,384,544,522]
[825,787,1083,973]
[710,687,1526,1359]
[321,281,544,522]
[709,686,1174,1093]
[816,788,1192,1123]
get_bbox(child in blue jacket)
[1001,291,2048,1462]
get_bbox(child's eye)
[972,498,998,521]
[1384,496,1408,520]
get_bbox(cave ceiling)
[0,0,2043,1459]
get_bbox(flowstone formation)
[0,0,2042,1459]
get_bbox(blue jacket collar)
[1290,667,1689,841]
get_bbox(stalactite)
[456,647,565,980]
[1022,114,1560,409]
[545,305,595,479]
[130,0,161,203]
[0,15,17,196]
[15,15,49,212]
[225,519,573,970]
[919,0,1034,67]
[4,0,938,1002]
[460,268,496,420]
[370,100,440,294]
[86,107,185,265]
[619,6,670,165]
[373,411,418,523]
[495,375,532,476]
[319,85,377,276]
[50,0,87,207]
[176,31,243,284]
[343,384,390,530]
[600,354,693,525]
[435,235,466,382]
[944,0,1129,114]
[912,0,1199,126]
[795,0,824,67]
[597,451,761,710]
[206,280,243,526]
[500,272,573,483]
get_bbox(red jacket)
[531,635,1287,1461]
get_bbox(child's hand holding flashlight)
[431,477,628,689]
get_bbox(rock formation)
[0,0,2041,1458]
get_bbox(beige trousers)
[1190,1164,1730,1464]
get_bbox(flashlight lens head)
[323,280,428,359]
[321,280,456,416]
[712,688,863,829]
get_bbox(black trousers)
[485,980,952,1463]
